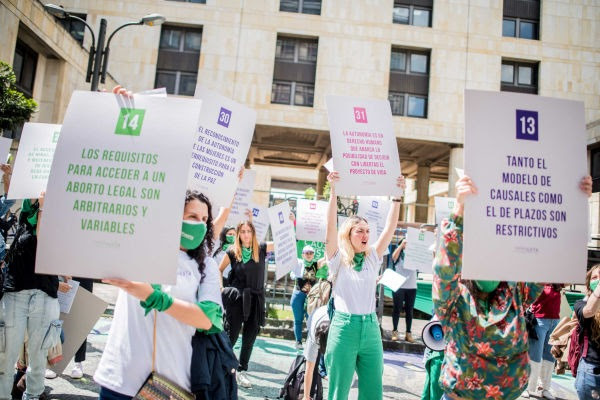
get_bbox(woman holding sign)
[433,175,592,400]
[94,191,225,400]
[219,221,275,389]
[324,171,405,400]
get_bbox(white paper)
[455,168,465,179]
[190,86,256,208]
[296,199,328,242]
[138,87,168,97]
[403,227,435,272]
[50,287,108,375]
[36,91,201,284]
[463,90,588,283]
[324,158,334,172]
[379,268,407,292]
[268,202,297,280]
[8,123,61,200]
[434,197,456,227]
[358,196,391,255]
[226,169,257,226]
[326,95,402,196]
[57,279,80,314]
[249,203,269,242]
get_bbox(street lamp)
[43,4,165,91]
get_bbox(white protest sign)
[36,91,201,284]
[324,158,334,172]
[463,90,588,283]
[138,87,167,97]
[326,95,402,196]
[226,169,257,226]
[404,227,435,272]
[296,199,328,242]
[8,123,61,199]
[434,197,456,228]
[379,268,407,292]
[358,196,391,237]
[268,201,297,280]
[50,287,107,375]
[249,203,269,242]
[190,86,256,208]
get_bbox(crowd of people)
[0,86,597,400]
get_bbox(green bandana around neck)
[353,252,366,272]
[180,221,207,250]
[475,280,500,293]
[222,235,235,252]
[242,246,253,263]
[303,259,314,268]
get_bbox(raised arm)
[325,172,339,259]
[374,176,405,258]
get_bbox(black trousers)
[392,288,417,333]
[224,297,260,371]
[74,278,94,363]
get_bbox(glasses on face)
[303,252,315,255]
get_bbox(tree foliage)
[0,61,37,131]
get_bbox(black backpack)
[279,355,323,400]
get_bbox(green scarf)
[22,199,39,232]
[241,247,252,263]
[222,235,235,252]
[353,252,366,272]
[303,259,313,268]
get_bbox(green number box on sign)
[115,108,145,136]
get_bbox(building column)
[415,163,431,223]
[317,167,327,198]
[448,145,464,198]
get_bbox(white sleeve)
[197,259,224,308]
[327,249,342,279]
[290,259,303,280]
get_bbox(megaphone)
[422,320,445,351]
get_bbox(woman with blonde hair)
[574,264,600,399]
[219,220,274,389]
[324,171,406,400]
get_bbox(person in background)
[0,164,15,261]
[214,226,236,286]
[290,245,326,349]
[573,264,600,400]
[389,237,417,343]
[523,284,563,399]
[302,305,330,400]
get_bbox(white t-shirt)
[327,245,382,315]
[94,251,222,396]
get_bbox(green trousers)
[324,311,383,400]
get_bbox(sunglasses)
[303,251,315,255]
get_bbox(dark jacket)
[191,331,239,400]
[3,201,58,298]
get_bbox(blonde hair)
[585,265,600,345]
[337,216,370,268]
[233,221,260,263]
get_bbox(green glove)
[140,284,174,316]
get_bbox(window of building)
[388,48,429,118]
[12,40,38,98]
[271,36,318,107]
[393,1,432,27]
[502,0,540,40]
[280,0,321,15]
[500,60,538,94]
[57,13,87,44]
[154,25,202,96]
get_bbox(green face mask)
[225,235,235,244]
[475,280,500,293]
[180,221,207,250]
[591,279,599,293]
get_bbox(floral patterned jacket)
[432,214,544,400]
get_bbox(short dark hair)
[315,320,330,355]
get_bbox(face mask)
[180,221,207,250]
[475,280,500,293]
[591,279,599,293]
[225,235,235,244]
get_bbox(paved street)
[39,284,579,400]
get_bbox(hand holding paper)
[379,269,407,292]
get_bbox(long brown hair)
[585,265,600,345]
[233,221,259,263]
